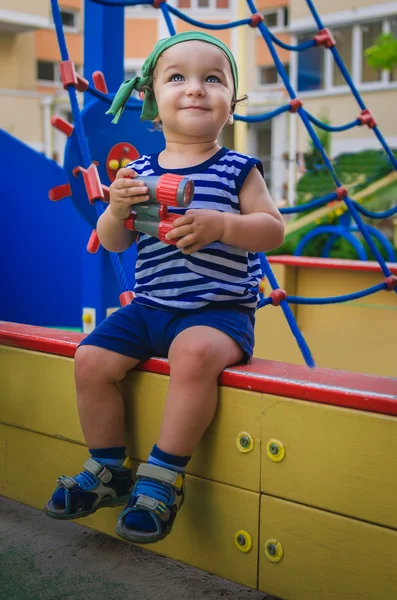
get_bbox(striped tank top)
[128,146,263,310]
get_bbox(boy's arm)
[165,166,285,254]
[221,166,285,252]
[97,206,137,253]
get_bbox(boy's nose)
[185,79,205,95]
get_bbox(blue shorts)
[79,301,255,363]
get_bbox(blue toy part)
[0,129,91,328]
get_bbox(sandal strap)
[136,463,184,490]
[57,475,78,490]
[56,458,112,491]
[135,495,170,522]
[84,457,112,483]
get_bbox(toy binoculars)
[124,173,195,244]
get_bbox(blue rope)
[259,254,316,367]
[280,192,338,214]
[305,110,360,132]
[268,30,316,52]
[352,202,397,219]
[167,4,251,30]
[161,2,176,35]
[235,105,291,123]
[287,282,387,305]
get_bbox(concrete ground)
[0,497,279,600]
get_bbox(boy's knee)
[170,340,218,378]
[74,345,127,385]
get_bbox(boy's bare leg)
[74,345,140,449]
[157,326,244,456]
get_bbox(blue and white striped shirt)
[129,146,263,310]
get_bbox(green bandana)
[106,31,239,124]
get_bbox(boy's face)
[152,40,235,140]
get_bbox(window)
[297,32,325,92]
[177,0,229,8]
[332,27,353,87]
[263,7,288,29]
[37,60,57,82]
[390,18,397,82]
[263,11,278,28]
[59,9,79,31]
[361,22,383,83]
[260,66,278,85]
[36,61,81,84]
[296,17,397,93]
[259,64,289,86]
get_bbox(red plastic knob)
[92,71,108,94]
[120,291,135,306]
[359,109,377,129]
[270,288,287,306]
[314,28,336,48]
[289,99,302,113]
[51,116,74,137]
[48,183,72,202]
[250,13,264,27]
[87,230,100,254]
[384,275,397,291]
[336,186,348,199]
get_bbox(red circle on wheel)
[106,142,140,182]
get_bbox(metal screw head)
[267,543,277,556]
[240,435,250,448]
[270,443,279,455]
[237,534,246,546]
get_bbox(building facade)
[1,0,396,205]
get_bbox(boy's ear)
[227,113,234,125]
[139,91,145,101]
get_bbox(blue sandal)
[115,463,185,544]
[44,457,133,520]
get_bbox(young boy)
[45,31,285,544]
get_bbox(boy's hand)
[108,168,151,220]
[165,209,225,254]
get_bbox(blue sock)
[124,445,190,533]
[89,446,127,468]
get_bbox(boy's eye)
[170,74,184,82]
[206,75,221,83]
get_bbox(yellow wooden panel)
[261,394,397,529]
[296,267,397,377]
[123,371,262,492]
[0,424,259,589]
[0,346,262,491]
[0,346,83,443]
[259,494,397,600]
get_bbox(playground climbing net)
[49,0,397,367]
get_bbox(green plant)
[365,33,397,71]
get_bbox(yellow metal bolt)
[264,539,284,562]
[234,530,253,553]
[266,439,286,462]
[82,313,92,324]
[236,432,255,453]
[120,158,131,168]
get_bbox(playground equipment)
[1,322,396,600]
[284,171,397,260]
[1,1,397,598]
[40,0,396,368]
